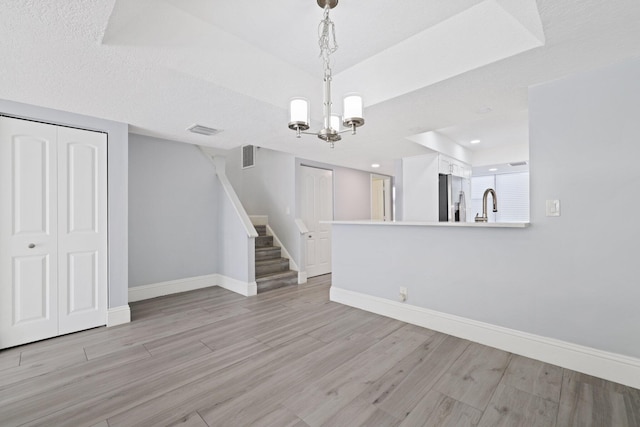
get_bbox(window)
[471,172,529,222]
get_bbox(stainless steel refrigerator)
[438,173,470,222]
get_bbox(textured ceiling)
[1,0,640,175]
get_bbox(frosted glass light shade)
[330,114,341,131]
[289,98,310,130]
[343,94,364,127]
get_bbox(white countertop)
[325,220,530,228]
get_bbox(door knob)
[28,243,35,249]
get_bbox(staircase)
[254,225,298,293]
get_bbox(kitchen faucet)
[475,188,497,222]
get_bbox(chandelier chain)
[318,3,338,80]
[287,0,363,146]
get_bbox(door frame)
[371,174,392,221]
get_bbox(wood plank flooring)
[1,274,638,426]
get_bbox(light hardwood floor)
[1,275,638,426]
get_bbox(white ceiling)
[1,0,640,175]
[436,109,529,152]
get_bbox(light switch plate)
[546,200,560,216]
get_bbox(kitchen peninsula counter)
[326,220,529,228]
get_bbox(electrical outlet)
[399,287,408,302]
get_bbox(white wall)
[226,146,382,269]
[407,131,473,164]
[128,135,219,287]
[332,56,640,359]
[0,99,129,309]
[394,159,404,220]
[401,153,439,221]
[226,147,299,266]
[472,142,529,167]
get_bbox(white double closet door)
[0,116,107,349]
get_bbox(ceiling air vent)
[242,145,255,169]
[186,124,220,136]
[509,161,528,167]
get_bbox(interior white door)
[301,166,333,277]
[0,117,107,349]
[372,177,384,221]
[0,117,60,348]
[371,175,392,221]
[57,126,107,335]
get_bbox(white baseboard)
[107,305,131,327]
[129,274,218,302]
[298,271,308,285]
[330,286,640,390]
[218,275,257,297]
[128,274,256,303]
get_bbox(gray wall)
[332,56,640,358]
[0,99,129,309]
[216,176,253,282]
[128,135,219,287]
[333,167,373,221]
[296,158,380,221]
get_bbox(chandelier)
[288,0,365,148]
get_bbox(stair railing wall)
[210,155,258,239]
[294,218,310,284]
[200,149,258,295]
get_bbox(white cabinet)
[0,116,107,349]
[439,156,452,175]
[439,154,471,178]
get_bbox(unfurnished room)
[1,0,639,426]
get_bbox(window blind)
[470,172,529,222]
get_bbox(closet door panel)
[57,126,107,334]
[13,255,51,323]
[0,117,59,348]
[67,251,98,313]
[67,142,98,233]
[12,136,52,235]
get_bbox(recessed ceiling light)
[489,168,498,172]
[470,139,481,144]
[371,163,380,168]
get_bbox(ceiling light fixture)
[470,139,481,144]
[489,168,498,172]
[288,0,365,148]
[371,163,380,168]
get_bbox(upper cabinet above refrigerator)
[438,154,472,178]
